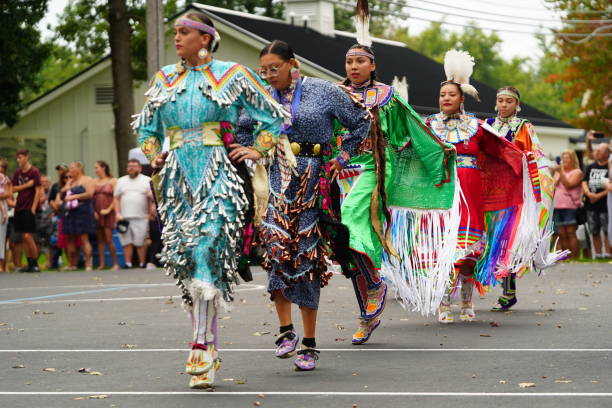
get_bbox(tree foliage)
[390,22,580,121]
[53,0,179,82]
[0,0,51,126]
[546,0,611,133]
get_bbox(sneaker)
[294,348,319,371]
[438,306,454,324]
[491,296,517,312]
[189,358,221,389]
[460,304,476,322]
[27,265,40,273]
[275,330,299,359]
[185,343,216,375]
[352,317,381,345]
[363,283,387,320]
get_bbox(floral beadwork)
[141,136,161,162]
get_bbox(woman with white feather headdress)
[425,50,541,324]
[333,0,460,343]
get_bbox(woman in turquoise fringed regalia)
[133,11,288,389]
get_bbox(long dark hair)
[96,160,112,178]
[342,44,378,86]
[182,11,219,52]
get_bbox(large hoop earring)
[516,106,522,113]
[198,48,208,60]
[494,106,498,112]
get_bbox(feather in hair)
[443,50,480,101]
[354,0,372,47]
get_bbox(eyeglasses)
[256,62,287,79]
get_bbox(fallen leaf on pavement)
[43,368,57,372]
[519,382,536,388]
[88,395,109,399]
[121,344,138,349]
[499,380,507,384]
[479,334,491,337]
[89,371,103,376]
[12,365,25,369]
[235,379,247,384]
[77,368,91,373]
[489,321,499,327]
[555,377,572,384]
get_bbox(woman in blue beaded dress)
[237,40,370,372]
[133,12,288,389]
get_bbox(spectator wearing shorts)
[114,159,153,268]
[582,143,611,258]
[11,149,41,272]
[553,150,584,259]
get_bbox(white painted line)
[0,284,265,305]
[0,283,177,292]
[0,348,610,353]
[0,391,611,397]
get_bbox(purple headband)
[346,50,375,61]
[175,17,217,36]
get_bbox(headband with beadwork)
[346,50,375,61]
[496,89,520,101]
[174,17,217,36]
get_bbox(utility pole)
[146,0,165,78]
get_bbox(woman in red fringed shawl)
[426,50,539,324]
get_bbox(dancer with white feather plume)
[426,50,541,323]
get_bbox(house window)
[95,85,114,105]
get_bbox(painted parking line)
[0,283,176,292]
[0,284,265,305]
[0,391,611,397]
[0,348,610,353]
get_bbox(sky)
[40,0,565,60]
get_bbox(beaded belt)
[456,154,479,169]
[166,122,227,149]
[289,141,323,157]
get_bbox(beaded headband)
[346,50,375,61]
[496,89,520,101]
[174,17,217,36]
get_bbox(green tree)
[390,22,580,121]
[0,0,51,126]
[54,0,179,82]
[546,0,611,132]
[30,44,91,97]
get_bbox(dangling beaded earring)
[290,66,300,80]
[494,106,498,112]
[516,105,522,113]
[198,48,208,60]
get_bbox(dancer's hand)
[328,159,342,180]
[229,144,262,163]
[152,152,168,170]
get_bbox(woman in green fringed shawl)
[334,43,459,345]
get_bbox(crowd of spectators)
[0,138,610,271]
[552,135,612,260]
[0,149,161,272]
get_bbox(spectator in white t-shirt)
[113,159,154,268]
